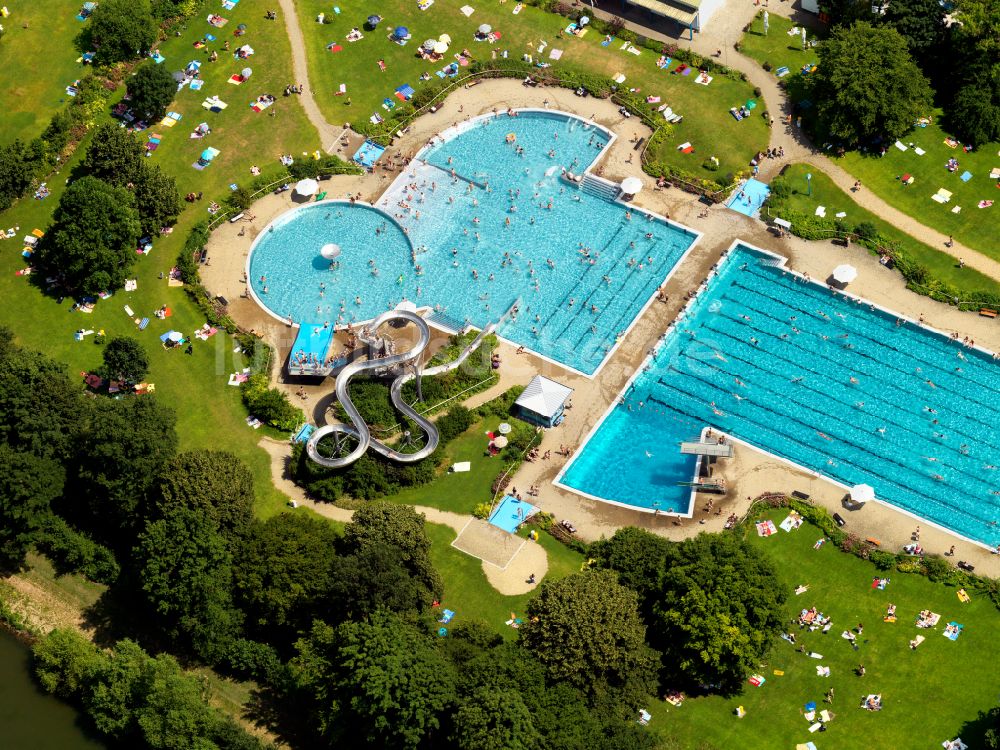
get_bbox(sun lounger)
[138,318,150,330]
[914,147,926,155]
[460,5,474,16]
[451,461,471,473]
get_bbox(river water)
[0,628,106,749]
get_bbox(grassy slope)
[739,13,1000,261]
[0,0,85,147]
[773,164,1000,296]
[0,0,321,519]
[294,0,767,179]
[648,509,1000,748]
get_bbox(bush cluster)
[241,374,304,431]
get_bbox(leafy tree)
[328,541,433,623]
[291,613,456,748]
[451,688,542,750]
[134,163,182,234]
[818,0,868,26]
[878,0,946,55]
[32,628,103,699]
[955,0,1000,53]
[653,533,786,695]
[0,140,36,210]
[74,396,177,535]
[35,176,141,295]
[241,374,303,431]
[948,60,1000,146]
[127,63,177,121]
[810,22,934,144]
[589,526,673,606]
[341,502,443,599]
[81,125,146,187]
[0,331,83,461]
[82,0,158,65]
[986,704,1000,749]
[101,336,149,386]
[154,451,255,542]
[519,570,658,708]
[0,446,64,570]
[233,513,338,638]
[134,507,241,661]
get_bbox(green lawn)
[294,0,767,179]
[0,0,321,519]
[838,121,1000,261]
[383,417,505,514]
[0,0,86,147]
[770,163,1000,297]
[426,521,583,640]
[648,509,1000,748]
[739,11,823,83]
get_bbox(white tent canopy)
[515,375,573,420]
[832,264,858,284]
[850,483,875,503]
[295,178,319,196]
[620,176,643,195]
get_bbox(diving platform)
[680,440,733,458]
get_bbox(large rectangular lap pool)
[559,243,1000,546]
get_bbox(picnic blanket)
[694,72,713,85]
[917,611,941,628]
[460,4,474,16]
[755,519,777,537]
[780,513,803,532]
[943,622,963,641]
[960,170,972,182]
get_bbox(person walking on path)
[825,688,834,704]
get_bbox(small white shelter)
[515,375,573,427]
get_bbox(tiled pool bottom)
[559,242,1000,546]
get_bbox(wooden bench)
[979,308,998,318]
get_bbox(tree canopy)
[82,0,158,65]
[809,22,934,144]
[154,451,255,542]
[519,569,658,708]
[291,613,457,749]
[36,176,141,295]
[127,63,177,122]
[878,0,946,56]
[233,513,338,639]
[341,502,442,600]
[948,59,1000,146]
[0,446,64,571]
[101,336,150,386]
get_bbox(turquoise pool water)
[561,244,1000,545]
[247,110,698,375]
[726,178,770,217]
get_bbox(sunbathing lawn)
[0,0,321,519]
[739,10,824,85]
[293,0,767,179]
[837,122,1000,262]
[645,509,1000,748]
[740,16,999,261]
[0,0,85,147]
[770,164,1000,297]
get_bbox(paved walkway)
[275,0,347,152]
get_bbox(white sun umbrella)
[497,422,512,435]
[241,67,253,79]
[320,243,341,260]
[423,38,437,50]
[295,178,319,196]
[620,176,643,195]
[478,23,492,34]
[438,33,451,43]
[580,15,590,25]
[167,330,183,342]
[492,435,508,449]
[433,40,449,54]
[832,264,858,284]
[850,483,875,503]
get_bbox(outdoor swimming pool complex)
[560,244,1000,546]
[247,110,698,375]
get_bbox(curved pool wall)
[246,108,701,377]
[559,239,1000,548]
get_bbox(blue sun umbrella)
[394,26,409,39]
[367,14,381,27]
